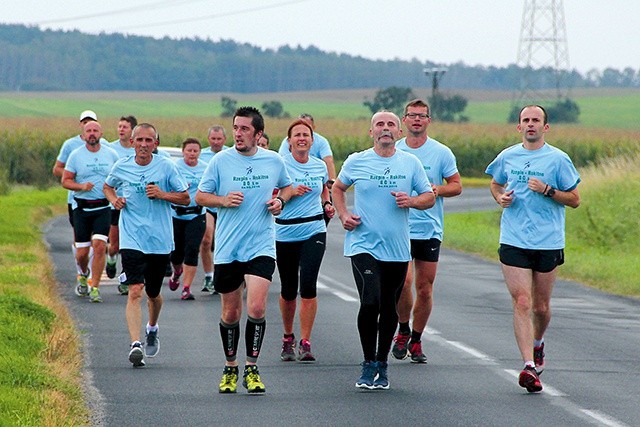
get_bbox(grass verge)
[0,187,88,426]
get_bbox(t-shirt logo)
[524,161,531,170]
[384,167,391,175]
[246,166,253,175]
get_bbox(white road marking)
[581,410,630,427]
[319,273,629,426]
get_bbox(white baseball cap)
[79,110,97,121]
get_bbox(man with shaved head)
[332,111,435,390]
[62,121,119,303]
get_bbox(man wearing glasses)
[391,99,462,364]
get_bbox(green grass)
[444,155,640,296]
[0,92,371,120]
[1,89,639,129]
[464,93,640,130]
[0,188,87,426]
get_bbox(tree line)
[0,24,638,93]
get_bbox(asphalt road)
[44,188,640,426]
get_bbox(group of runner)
[53,101,580,394]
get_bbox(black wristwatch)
[276,196,286,208]
[545,187,556,198]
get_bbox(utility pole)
[513,0,571,108]
[423,67,447,97]
[423,67,447,119]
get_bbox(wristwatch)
[545,187,556,198]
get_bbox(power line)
[114,0,313,31]
[33,0,208,25]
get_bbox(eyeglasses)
[405,113,429,119]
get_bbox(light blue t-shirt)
[57,134,108,203]
[276,153,328,242]
[396,137,459,241]
[338,148,432,262]
[198,148,292,263]
[278,132,332,159]
[108,140,135,159]
[65,143,120,209]
[199,145,229,163]
[105,155,189,254]
[485,142,581,249]
[171,158,208,221]
[108,141,135,199]
[154,149,171,158]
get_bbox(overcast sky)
[3,0,638,74]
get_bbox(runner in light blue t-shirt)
[196,107,294,394]
[105,115,137,285]
[485,105,581,394]
[104,123,190,369]
[62,121,119,303]
[391,99,462,364]
[167,138,209,301]
[278,113,337,187]
[333,111,434,391]
[198,124,229,293]
[275,119,335,363]
[52,110,107,284]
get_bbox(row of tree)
[0,24,638,93]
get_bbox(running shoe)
[75,274,89,297]
[89,287,103,303]
[201,276,214,293]
[181,287,195,300]
[518,366,543,393]
[219,366,239,393]
[105,260,117,279]
[391,332,410,360]
[355,361,377,390]
[129,341,145,368]
[145,329,160,358]
[117,283,129,296]
[242,365,266,393]
[280,335,296,361]
[168,269,182,291]
[534,343,545,374]
[298,339,316,362]
[409,341,427,364]
[373,361,389,390]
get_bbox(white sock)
[72,244,83,275]
[534,338,544,348]
[146,323,158,333]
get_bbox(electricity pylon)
[513,0,571,108]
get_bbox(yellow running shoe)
[218,366,238,393]
[242,365,266,393]
[89,286,103,303]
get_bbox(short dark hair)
[120,115,138,128]
[404,99,430,116]
[233,106,264,134]
[182,137,201,150]
[519,105,548,125]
